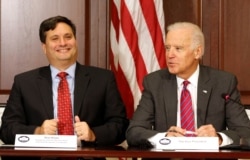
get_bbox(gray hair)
[167,22,205,56]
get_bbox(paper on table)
[14,134,77,150]
[149,133,219,150]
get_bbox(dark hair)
[39,15,76,43]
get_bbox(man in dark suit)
[126,22,250,148]
[0,15,128,160]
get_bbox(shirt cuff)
[148,132,166,146]
[218,132,233,146]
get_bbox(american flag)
[110,0,166,119]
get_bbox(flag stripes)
[110,0,166,119]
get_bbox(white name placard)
[14,134,77,150]
[154,137,219,150]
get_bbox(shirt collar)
[177,65,200,88]
[50,63,76,79]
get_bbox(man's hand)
[196,124,217,137]
[166,125,222,144]
[74,115,96,142]
[197,124,222,144]
[34,119,58,134]
[166,126,197,137]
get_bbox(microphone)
[221,93,243,106]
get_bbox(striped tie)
[181,80,195,135]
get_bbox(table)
[0,146,250,159]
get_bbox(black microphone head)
[221,93,230,102]
[221,93,243,106]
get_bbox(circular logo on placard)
[18,136,30,143]
[159,138,171,145]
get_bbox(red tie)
[57,72,74,135]
[181,81,195,133]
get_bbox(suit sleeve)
[0,76,38,144]
[126,75,160,146]
[88,72,129,146]
[221,75,250,144]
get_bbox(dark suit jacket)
[0,62,128,146]
[126,65,250,146]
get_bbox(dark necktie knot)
[183,80,190,89]
[57,72,68,79]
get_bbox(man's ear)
[42,43,46,54]
[194,46,202,59]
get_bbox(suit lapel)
[163,74,178,128]
[162,66,213,128]
[38,67,54,118]
[73,63,90,115]
[197,66,212,127]
[37,64,90,119]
